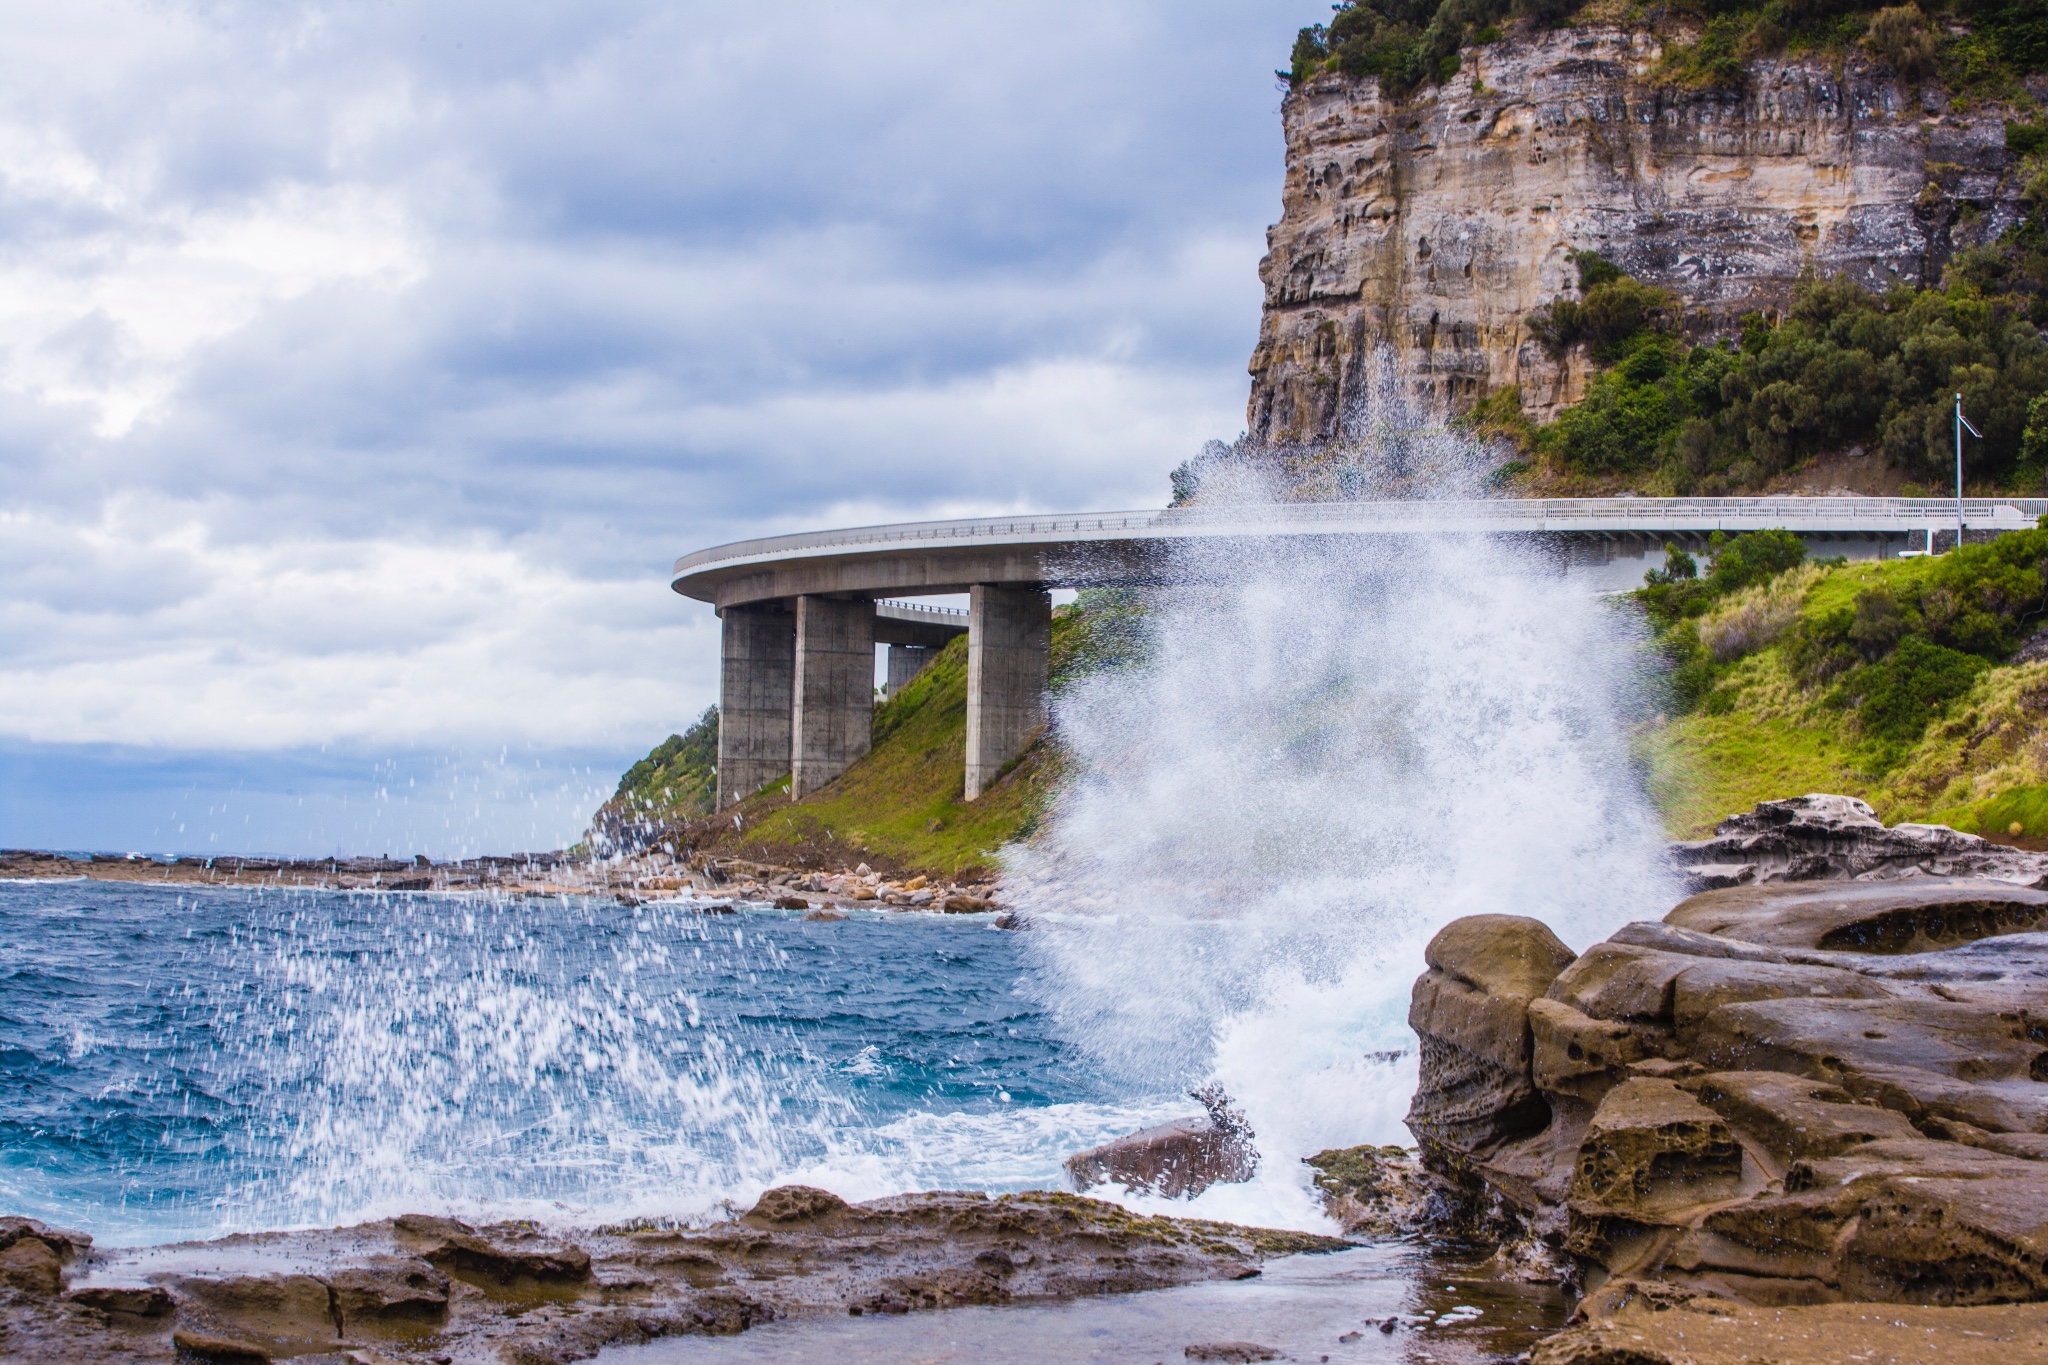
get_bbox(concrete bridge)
[672,495,2048,808]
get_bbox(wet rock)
[802,908,846,921]
[420,1232,592,1287]
[1183,1344,1279,1362]
[746,1185,851,1224]
[1534,1298,2048,1365]
[171,1329,273,1365]
[68,1284,174,1317]
[327,1260,449,1331]
[0,1190,1344,1363]
[943,895,992,914]
[1670,794,2048,893]
[773,895,809,909]
[171,1273,340,1354]
[1302,1145,1444,1236]
[0,1234,63,1295]
[1066,1087,1256,1198]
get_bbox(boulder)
[419,1232,592,1287]
[0,1235,63,1294]
[1666,880,2048,953]
[170,1273,339,1352]
[326,1261,449,1332]
[1406,915,1577,1158]
[1066,1117,1254,1200]
[68,1284,174,1317]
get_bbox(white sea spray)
[1009,355,1678,1227]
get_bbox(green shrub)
[1831,635,1991,760]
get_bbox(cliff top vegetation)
[1480,152,2048,495]
[1286,0,2045,100]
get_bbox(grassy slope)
[678,609,1100,877]
[1646,553,2048,838]
[728,631,1058,875]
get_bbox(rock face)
[1,1192,1342,1364]
[1671,794,2048,894]
[1247,27,2032,439]
[1408,865,2048,1313]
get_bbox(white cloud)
[0,500,713,749]
[0,0,1310,846]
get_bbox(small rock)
[943,895,992,914]
[0,1236,63,1294]
[773,895,809,910]
[746,1185,851,1224]
[172,1332,273,1365]
[1184,1344,1279,1362]
[423,1234,592,1286]
[803,909,847,922]
[68,1284,173,1316]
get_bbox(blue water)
[0,880,1171,1246]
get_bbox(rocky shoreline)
[0,849,1003,920]
[21,795,2048,1362]
[0,1190,1341,1364]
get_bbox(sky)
[0,0,1307,856]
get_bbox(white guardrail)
[675,497,2048,582]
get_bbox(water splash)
[1012,358,1677,1225]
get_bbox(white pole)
[1956,391,1964,552]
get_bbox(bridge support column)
[716,606,795,809]
[884,644,935,698]
[793,595,876,797]
[965,584,1050,801]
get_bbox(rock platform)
[1408,796,2048,1360]
[0,1190,1341,1364]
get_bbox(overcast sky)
[0,0,1305,855]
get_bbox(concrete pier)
[792,595,876,797]
[884,644,936,698]
[964,584,1051,801]
[716,606,795,809]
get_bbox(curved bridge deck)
[674,496,2046,808]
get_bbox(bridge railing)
[674,497,2048,577]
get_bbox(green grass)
[1642,529,2048,836]
[663,600,1139,877]
[1647,711,1868,838]
[709,631,1060,877]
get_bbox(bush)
[1286,0,2042,98]
[1832,635,1991,757]
[1866,5,1942,79]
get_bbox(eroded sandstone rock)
[1671,795,2048,894]
[1407,915,1577,1158]
[1407,867,2048,1318]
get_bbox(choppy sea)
[0,878,1188,1246]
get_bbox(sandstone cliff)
[1248,26,2037,438]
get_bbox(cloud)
[0,0,1307,850]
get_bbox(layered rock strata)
[1409,826,2048,1319]
[1671,793,2048,893]
[1249,27,2033,438]
[0,1191,1340,1364]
